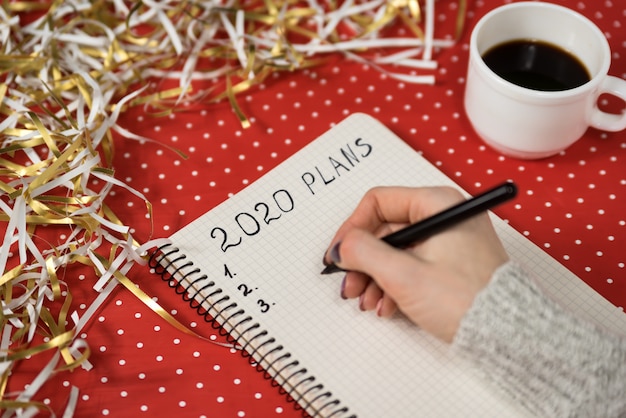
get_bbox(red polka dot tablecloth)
[6,0,626,416]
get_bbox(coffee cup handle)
[589,76,626,132]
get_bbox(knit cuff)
[452,261,626,417]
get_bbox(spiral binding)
[148,243,356,418]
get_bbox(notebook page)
[165,113,625,417]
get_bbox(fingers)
[328,227,427,309]
[376,295,397,318]
[360,279,383,310]
[340,271,369,299]
[341,272,399,317]
[331,228,403,316]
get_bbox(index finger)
[325,186,465,253]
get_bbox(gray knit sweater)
[452,261,626,417]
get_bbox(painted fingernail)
[376,298,383,317]
[340,275,347,299]
[359,293,365,311]
[329,242,341,264]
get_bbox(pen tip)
[321,264,343,275]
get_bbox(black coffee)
[482,39,591,91]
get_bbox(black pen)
[321,181,518,275]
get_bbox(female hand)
[323,186,509,343]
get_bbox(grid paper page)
[166,113,626,417]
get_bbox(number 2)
[237,283,253,297]
[210,227,242,252]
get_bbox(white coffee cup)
[464,2,626,159]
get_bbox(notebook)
[149,113,626,417]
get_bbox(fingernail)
[376,298,383,317]
[329,242,341,264]
[359,293,365,311]
[340,275,347,299]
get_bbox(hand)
[323,186,509,343]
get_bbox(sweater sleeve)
[451,261,626,418]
